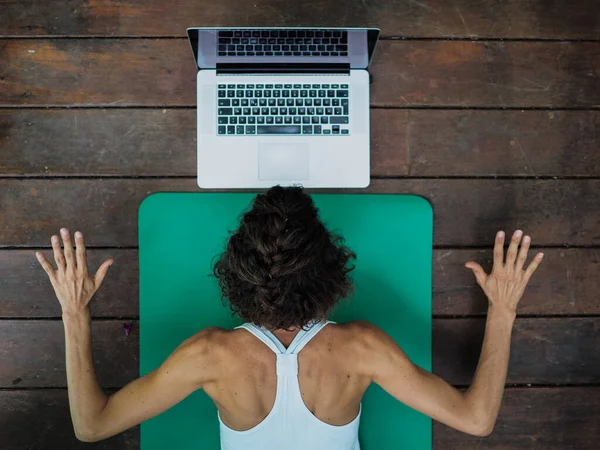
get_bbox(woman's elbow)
[467,417,495,437]
[75,425,100,443]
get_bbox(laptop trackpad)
[258,143,310,181]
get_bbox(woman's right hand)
[465,230,544,316]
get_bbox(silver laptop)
[187,27,380,189]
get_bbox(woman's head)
[213,185,356,331]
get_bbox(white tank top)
[218,320,362,450]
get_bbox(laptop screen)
[187,27,380,70]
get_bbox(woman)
[36,185,543,449]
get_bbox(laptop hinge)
[216,63,350,75]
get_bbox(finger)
[51,235,66,270]
[465,261,487,287]
[74,231,88,275]
[515,235,531,273]
[94,259,114,289]
[60,228,76,273]
[506,229,523,269]
[492,231,505,270]
[36,251,56,279]
[524,252,544,282]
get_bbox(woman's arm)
[37,229,217,442]
[364,229,543,436]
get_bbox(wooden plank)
[1,318,599,388]
[0,390,138,449]
[2,248,598,318]
[406,110,600,177]
[0,249,138,318]
[0,387,597,449]
[1,179,598,247]
[2,0,599,39]
[433,387,600,449]
[432,248,600,316]
[4,110,599,177]
[0,321,139,388]
[2,40,600,107]
[433,318,600,385]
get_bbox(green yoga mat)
[139,192,432,450]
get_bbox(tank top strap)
[234,323,286,354]
[285,320,336,354]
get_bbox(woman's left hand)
[36,228,113,316]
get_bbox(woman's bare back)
[202,321,372,432]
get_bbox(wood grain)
[2,248,598,318]
[0,321,139,388]
[3,109,599,177]
[2,40,600,107]
[1,318,598,388]
[2,0,599,39]
[1,179,598,247]
[433,318,600,385]
[0,390,138,449]
[433,387,600,449]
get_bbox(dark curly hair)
[212,185,356,331]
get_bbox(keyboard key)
[257,125,301,134]
[331,84,339,89]
[286,99,294,106]
[227,90,235,98]
[243,107,251,115]
[323,129,331,134]
[227,125,235,134]
[342,99,349,114]
[330,116,349,124]
[259,99,267,106]
[266,116,274,124]
[218,90,226,98]
[248,116,256,124]
[268,99,276,106]
[275,116,283,124]
[278,99,285,106]
[246,125,256,134]
[314,125,322,134]
[250,99,258,106]
[218,116,228,124]
[336,90,348,97]
[334,107,342,115]
[302,116,310,124]
[327,90,335,97]
[284,116,292,124]
[302,125,313,134]
[341,84,348,88]
[230,116,237,124]
[218,99,230,106]
[311,116,319,124]
[293,116,301,124]
[261,107,269,115]
[236,125,245,134]
[239,117,247,124]
[257,116,265,123]
[218,125,226,134]
[218,84,226,88]
[234,108,242,115]
[218,108,233,115]
[332,125,340,134]
[320,116,328,124]
[341,129,349,134]
[232,99,240,106]
[305,99,313,106]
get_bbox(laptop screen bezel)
[186,27,381,70]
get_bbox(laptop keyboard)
[217,30,349,57]
[217,83,350,136]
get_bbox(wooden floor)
[1,1,599,448]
